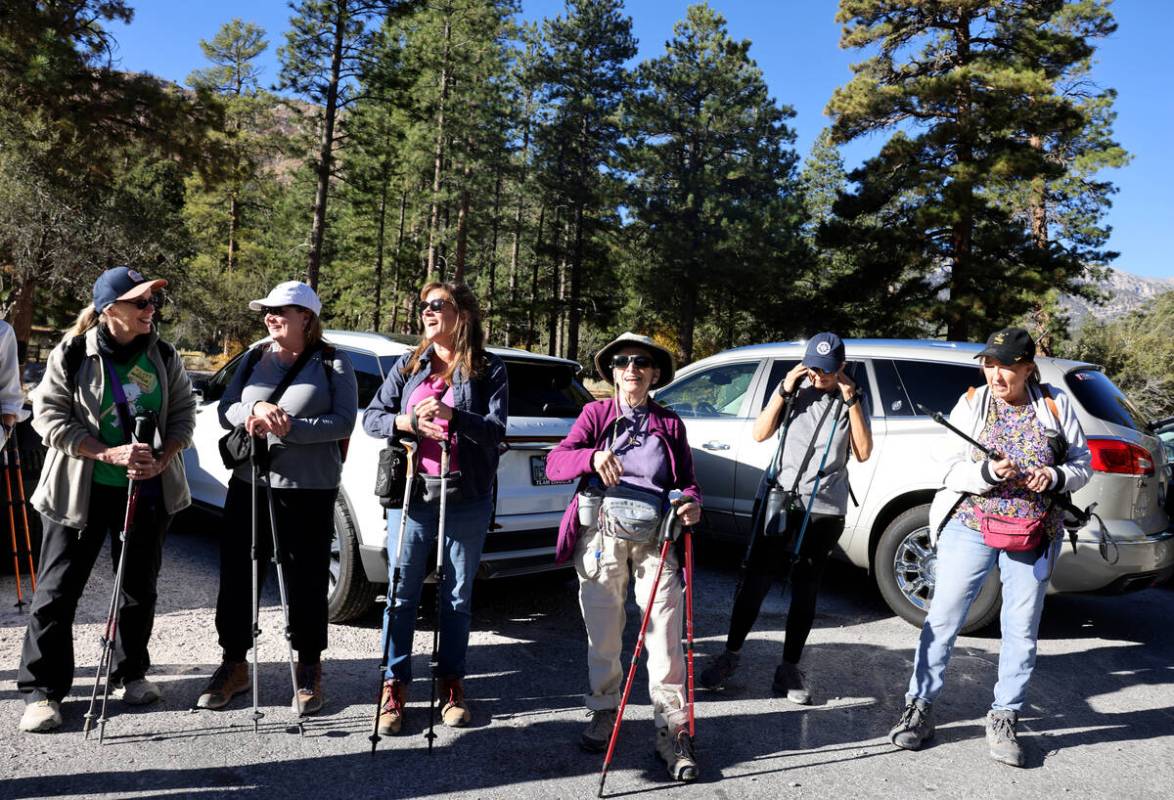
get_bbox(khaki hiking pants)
[574,527,689,730]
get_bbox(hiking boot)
[889,698,934,750]
[772,662,811,705]
[19,700,62,733]
[579,708,617,753]
[377,679,407,736]
[699,649,740,690]
[655,725,699,782]
[986,709,1025,767]
[195,661,250,710]
[115,677,162,706]
[292,662,324,716]
[439,676,470,727]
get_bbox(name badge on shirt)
[127,364,158,395]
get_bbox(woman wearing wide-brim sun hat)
[546,332,703,782]
[17,267,196,733]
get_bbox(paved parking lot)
[2,516,1172,799]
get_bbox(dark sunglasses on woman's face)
[611,355,653,369]
[418,298,451,314]
[118,295,163,311]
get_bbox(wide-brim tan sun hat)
[593,332,675,390]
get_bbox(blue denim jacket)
[362,346,508,501]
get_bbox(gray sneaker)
[115,677,162,706]
[580,709,617,753]
[655,725,699,782]
[986,709,1025,767]
[699,649,740,690]
[19,700,62,733]
[772,662,811,705]
[889,698,934,750]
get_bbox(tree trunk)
[527,204,545,351]
[305,1,348,291]
[372,161,390,331]
[946,12,975,343]
[8,276,35,363]
[426,13,452,277]
[567,202,584,362]
[547,206,563,357]
[226,192,239,271]
[453,175,470,283]
[485,168,503,341]
[390,186,408,332]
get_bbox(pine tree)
[824,0,1125,342]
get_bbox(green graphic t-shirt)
[92,352,163,487]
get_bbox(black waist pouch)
[374,440,410,509]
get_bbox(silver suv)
[654,339,1174,633]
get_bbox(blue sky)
[108,1,1171,279]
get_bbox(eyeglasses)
[418,298,452,315]
[611,355,653,369]
[117,295,162,311]
[263,305,303,317]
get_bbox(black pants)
[215,476,336,664]
[17,482,169,703]
[725,514,845,664]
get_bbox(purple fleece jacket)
[546,398,702,563]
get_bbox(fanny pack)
[374,439,411,508]
[416,472,463,504]
[599,484,664,544]
[977,508,1048,552]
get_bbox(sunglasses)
[117,295,163,311]
[611,355,654,369]
[418,298,452,314]
[263,305,302,317]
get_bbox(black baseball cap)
[975,327,1036,364]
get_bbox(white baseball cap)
[248,281,322,316]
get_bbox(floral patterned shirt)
[954,397,1063,537]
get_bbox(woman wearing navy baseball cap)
[16,267,196,732]
[700,332,872,703]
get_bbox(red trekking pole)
[683,524,696,738]
[9,434,36,591]
[598,535,672,798]
[3,440,25,609]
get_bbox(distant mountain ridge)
[1062,269,1174,328]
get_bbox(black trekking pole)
[83,414,154,742]
[737,394,795,581]
[425,437,450,754]
[263,464,303,736]
[249,444,265,734]
[782,397,845,581]
[370,439,417,754]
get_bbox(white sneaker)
[116,677,162,706]
[19,700,62,733]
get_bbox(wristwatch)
[843,393,859,408]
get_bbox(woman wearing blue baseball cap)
[700,332,872,703]
[16,267,196,733]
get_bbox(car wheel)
[874,504,1001,635]
[327,493,379,623]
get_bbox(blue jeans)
[906,518,1048,712]
[381,492,493,682]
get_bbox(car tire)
[328,493,379,624]
[874,504,1001,635]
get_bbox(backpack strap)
[321,344,336,389]
[63,335,87,394]
[966,386,977,403]
[1037,383,1060,424]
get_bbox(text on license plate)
[531,454,573,486]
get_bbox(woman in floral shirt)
[888,328,1091,767]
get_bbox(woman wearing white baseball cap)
[196,280,357,717]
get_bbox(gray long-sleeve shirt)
[219,344,358,489]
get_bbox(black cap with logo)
[975,327,1036,364]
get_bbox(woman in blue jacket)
[363,281,507,737]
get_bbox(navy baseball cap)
[92,266,167,313]
[802,332,845,373]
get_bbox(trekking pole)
[263,469,303,736]
[249,446,265,734]
[3,444,25,609]
[425,437,450,754]
[83,414,154,742]
[9,434,37,592]
[598,534,674,798]
[370,439,417,754]
[682,515,696,739]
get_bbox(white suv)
[654,339,1174,633]
[183,331,586,621]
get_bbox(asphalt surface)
[2,515,1173,799]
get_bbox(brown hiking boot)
[195,661,250,710]
[292,662,324,716]
[378,679,407,736]
[439,677,471,727]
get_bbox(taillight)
[1087,437,1154,476]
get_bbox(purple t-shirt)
[610,399,670,495]
[406,374,460,475]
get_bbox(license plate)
[531,454,572,486]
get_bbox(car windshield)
[505,360,592,417]
[1064,368,1151,433]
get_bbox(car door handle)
[702,441,730,451]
